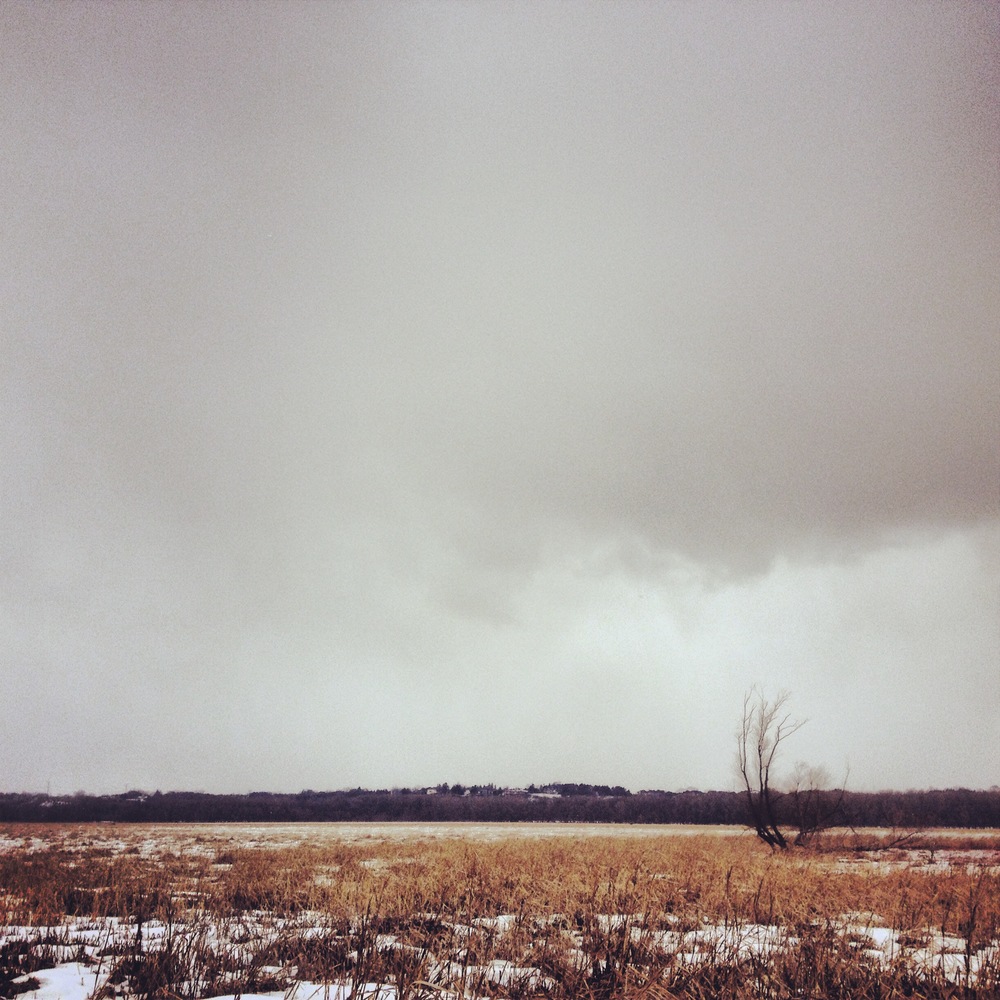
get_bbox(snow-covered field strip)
[0,823,752,856]
[5,908,998,1000]
[2,824,998,999]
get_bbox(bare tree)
[735,687,804,850]
[787,761,848,846]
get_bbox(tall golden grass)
[1,824,997,999]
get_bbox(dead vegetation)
[1,824,998,999]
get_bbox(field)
[1,823,999,1000]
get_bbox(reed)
[1,824,997,999]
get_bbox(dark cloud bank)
[2,2,997,796]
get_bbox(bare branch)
[734,687,809,850]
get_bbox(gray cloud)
[2,1,997,793]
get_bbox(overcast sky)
[2,1,998,797]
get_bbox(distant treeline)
[1,785,999,827]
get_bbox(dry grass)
[1,824,998,999]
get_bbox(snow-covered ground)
[5,904,997,1000]
[13,967,396,1000]
[0,822,751,858]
